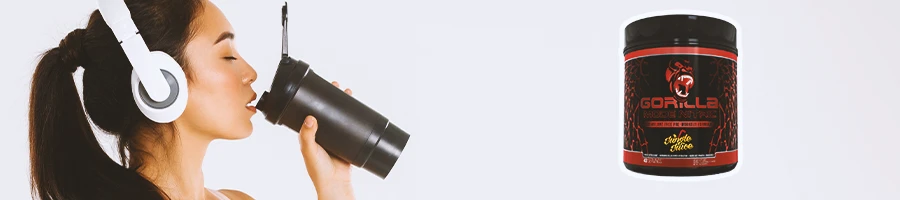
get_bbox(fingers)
[332,81,353,95]
[298,115,319,154]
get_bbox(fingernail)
[304,116,314,127]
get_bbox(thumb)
[299,115,318,153]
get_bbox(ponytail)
[29,29,165,200]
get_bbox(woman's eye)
[224,56,238,61]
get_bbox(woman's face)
[177,1,258,140]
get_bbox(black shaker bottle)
[255,2,410,179]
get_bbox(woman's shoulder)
[216,189,255,200]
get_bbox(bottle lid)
[624,14,737,54]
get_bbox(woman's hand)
[298,81,355,200]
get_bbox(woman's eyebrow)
[214,32,235,45]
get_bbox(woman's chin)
[220,133,251,140]
[220,125,253,140]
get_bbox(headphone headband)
[97,0,171,102]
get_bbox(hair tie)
[58,29,88,72]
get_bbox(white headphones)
[97,0,189,123]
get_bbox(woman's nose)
[242,60,257,84]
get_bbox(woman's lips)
[247,93,258,113]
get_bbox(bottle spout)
[255,91,270,113]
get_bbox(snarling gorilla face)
[666,59,694,100]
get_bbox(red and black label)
[624,47,738,167]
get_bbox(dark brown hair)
[29,0,203,199]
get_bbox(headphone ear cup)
[131,51,189,123]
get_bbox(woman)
[29,0,353,199]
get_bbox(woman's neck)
[136,128,213,199]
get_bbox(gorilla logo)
[666,58,694,101]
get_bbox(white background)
[2,0,899,199]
